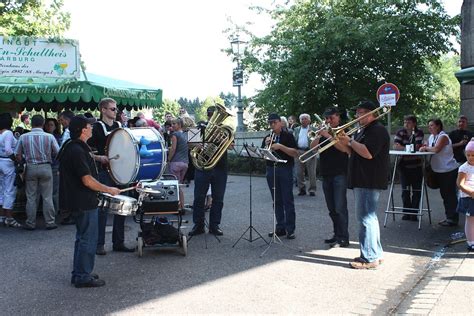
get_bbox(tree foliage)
[0,0,70,37]
[418,55,460,127]
[152,99,180,123]
[241,0,460,127]
[177,97,201,114]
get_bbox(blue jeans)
[322,174,349,241]
[266,165,296,233]
[72,208,99,284]
[193,168,227,227]
[97,171,125,247]
[353,188,383,263]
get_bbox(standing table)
[384,150,435,229]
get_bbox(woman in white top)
[420,118,459,226]
[0,113,21,227]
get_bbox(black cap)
[323,107,339,117]
[207,106,216,114]
[69,115,95,139]
[355,100,377,111]
[267,113,281,122]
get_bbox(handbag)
[425,163,439,189]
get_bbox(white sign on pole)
[0,37,80,79]
[379,93,396,106]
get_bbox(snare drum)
[98,193,138,216]
[106,127,167,185]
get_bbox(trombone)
[308,113,330,141]
[299,105,391,163]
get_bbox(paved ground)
[0,175,472,315]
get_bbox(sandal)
[5,218,21,228]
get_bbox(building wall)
[461,0,474,122]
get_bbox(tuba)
[190,103,234,170]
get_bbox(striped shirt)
[15,128,60,164]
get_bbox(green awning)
[0,72,163,112]
[455,67,474,85]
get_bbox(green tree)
[419,55,460,127]
[152,99,180,123]
[194,96,234,127]
[238,0,459,126]
[0,0,70,36]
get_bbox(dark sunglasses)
[107,107,117,112]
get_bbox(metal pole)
[237,82,244,132]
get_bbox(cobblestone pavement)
[0,175,471,315]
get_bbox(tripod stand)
[232,143,268,248]
[258,148,302,257]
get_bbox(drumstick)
[119,186,136,193]
[109,154,120,160]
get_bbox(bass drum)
[106,127,167,185]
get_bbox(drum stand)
[233,143,268,248]
[260,159,302,258]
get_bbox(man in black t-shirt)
[449,115,473,163]
[262,113,298,239]
[311,107,350,248]
[59,115,120,288]
[339,101,390,270]
[188,105,230,237]
[88,98,134,255]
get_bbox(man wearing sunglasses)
[88,98,134,255]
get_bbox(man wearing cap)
[88,98,134,255]
[311,107,350,248]
[15,114,60,230]
[59,115,120,288]
[293,113,318,196]
[262,113,298,239]
[188,105,230,237]
[338,101,389,269]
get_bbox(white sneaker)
[5,218,21,228]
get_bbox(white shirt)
[298,126,309,149]
[458,162,474,198]
[429,131,458,173]
[60,128,70,146]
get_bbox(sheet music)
[259,148,287,163]
[185,128,203,143]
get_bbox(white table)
[384,150,435,229]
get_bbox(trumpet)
[299,105,391,163]
[265,131,276,150]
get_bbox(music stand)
[232,143,269,248]
[259,148,302,257]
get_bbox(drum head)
[106,129,139,185]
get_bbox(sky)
[63,0,463,101]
